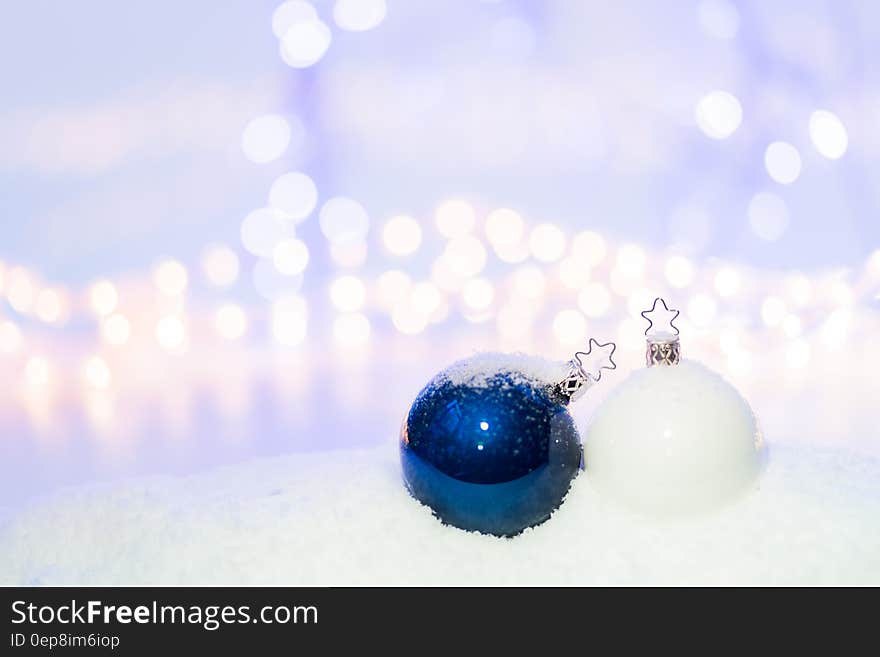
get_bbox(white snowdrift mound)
[1,443,878,585]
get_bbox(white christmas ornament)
[585,298,764,516]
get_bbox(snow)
[441,352,568,388]
[1,440,878,585]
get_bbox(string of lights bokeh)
[0,0,880,398]
[2,186,878,389]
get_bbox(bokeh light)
[434,199,476,239]
[215,304,248,340]
[156,316,187,351]
[330,275,367,312]
[7,267,35,314]
[269,172,318,222]
[333,0,386,32]
[153,260,188,297]
[280,16,332,68]
[410,281,444,317]
[34,289,64,324]
[443,235,487,278]
[382,214,422,256]
[273,239,310,276]
[253,258,304,301]
[375,270,411,310]
[241,208,290,258]
[764,141,802,184]
[808,110,848,159]
[462,278,495,311]
[392,302,428,335]
[320,197,370,245]
[201,245,240,287]
[241,114,291,164]
[485,208,525,247]
[493,239,530,264]
[89,280,118,316]
[695,90,742,139]
[272,1,318,38]
[529,223,566,263]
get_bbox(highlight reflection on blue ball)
[400,359,582,537]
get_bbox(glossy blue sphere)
[400,357,582,537]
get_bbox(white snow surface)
[2,349,879,586]
[2,441,878,585]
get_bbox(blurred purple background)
[2,0,879,514]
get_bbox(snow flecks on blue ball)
[400,353,582,537]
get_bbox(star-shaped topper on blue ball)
[641,297,680,338]
[555,338,617,403]
[555,337,617,403]
[574,338,617,383]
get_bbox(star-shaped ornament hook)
[554,338,617,404]
[574,338,617,382]
[641,297,680,338]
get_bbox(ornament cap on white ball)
[641,297,682,367]
[585,298,764,517]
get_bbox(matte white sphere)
[585,359,763,516]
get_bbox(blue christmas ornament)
[400,341,616,537]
